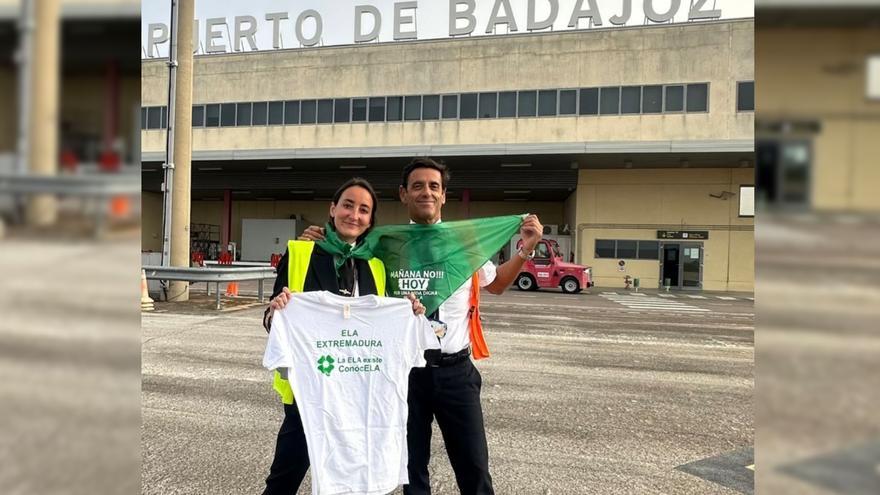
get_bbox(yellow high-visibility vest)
[272,240,386,404]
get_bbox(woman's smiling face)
[330,185,374,243]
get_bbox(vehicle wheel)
[561,277,580,294]
[517,274,536,291]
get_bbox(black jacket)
[263,245,380,331]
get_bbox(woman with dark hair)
[260,177,424,494]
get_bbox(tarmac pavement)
[143,282,754,494]
[755,214,880,495]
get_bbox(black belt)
[424,347,471,368]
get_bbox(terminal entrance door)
[660,243,703,290]
[757,139,812,209]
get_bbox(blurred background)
[0,0,141,494]
[755,1,880,494]
[0,0,878,494]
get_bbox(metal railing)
[0,172,140,196]
[143,265,277,310]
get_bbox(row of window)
[595,240,660,260]
[142,81,753,130]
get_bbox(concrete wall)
[141,196,564,253]
[574,168,754,292]
[757,27,880,211]
[141,19,754,154]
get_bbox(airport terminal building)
[757,2,880,212]
[141,6,754,292]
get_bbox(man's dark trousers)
[404,359,494,495]
[263,403,310,495]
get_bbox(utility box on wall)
[241,219,297,262]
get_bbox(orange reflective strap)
[468,271,491,360]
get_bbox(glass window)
[192,106,204,127]
[559,89,577,115]
[686,83,708,112]
[160,106,167,128]
[535,242,551,259]
[386,96,403,122]
[147,107,162,129]
[236,103,252,126]
[621,86,641,114]
[141,107,147,129]
[205,104,220,127]
[284,101,299,125]
[518,91,537,117]
[368,97,385,121]
[737,81,755,111]
[352,98,368,121]
[538,90,557,116]
[617,240,637,259]
[642,86,662,113]
[478,92,497,118]
[253,102,268,125]
[665,85,684,112]
[595,239,615,258]
[441,94,458,119]
[600,87,620,115]
[422,95,440,120]
[268,102,284,125]
[220,103,236,127]
[334,99,351,123]
[317,99,333,123]
[579,88,599,115]
[300,100,317,124]
[459,93,478,119]
[498,91,516,117]
[404,95,421,121]
[637,241,659,260]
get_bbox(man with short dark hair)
[398,158,544,495]
[303,157,543,495]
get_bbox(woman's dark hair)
[328,177,379,242]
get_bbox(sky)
[142,0,755,58]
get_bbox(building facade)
[141,16,755,291]
[756,2,880,212]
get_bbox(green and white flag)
[363,214,524,315]
[317,215,524,314]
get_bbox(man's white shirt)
[434,261,496,354]
[409,218,498,354]
[264,291,439,495]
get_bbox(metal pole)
[14,0,34,219]
[161,0,179,267]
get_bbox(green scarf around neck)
[315,222,373,272]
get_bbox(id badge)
[429,319,447,339]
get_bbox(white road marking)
[717,296,737,300]
[600,294,710,312]
[687,295,708,299]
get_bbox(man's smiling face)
[399,167,446,224]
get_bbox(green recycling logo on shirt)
[317,355,335,376]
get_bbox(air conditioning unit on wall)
[543,224,559,235]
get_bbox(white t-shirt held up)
[264,291,439,495]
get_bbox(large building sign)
[142,0,750,59]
